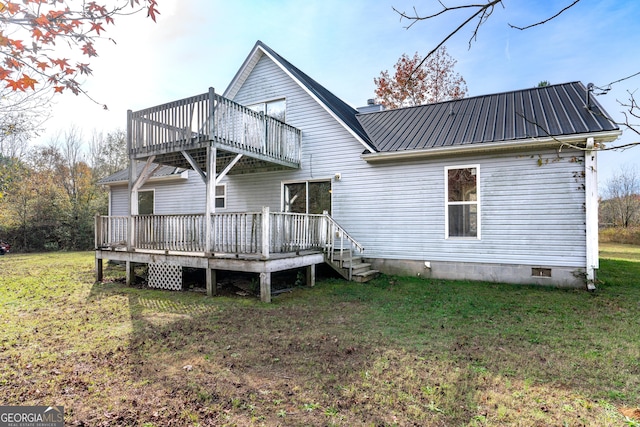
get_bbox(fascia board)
[361,130,621,163]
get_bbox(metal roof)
[356,81,619,152]
[98,163,185,185]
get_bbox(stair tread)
[343,262,370,268]
[353,269,379,277]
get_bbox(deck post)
[206,268,217,296]
[205,145,217,254]
[95,256,103,282]
[126,109,135,251]
[205,87,216,255]
[306,264,316,287]
[260,272,271,303]
[94,214,101,249]
[261,206,270,259]
[126,261,134,286]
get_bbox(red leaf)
[0,67,11,80]
[32,28,44,41]
[90,22,105,35]
[77,63,92,75]
[20,74,37,90]
[5,2,21,14]
[51,58,70,70]
[5,79,24,91]
[4,57,21,70]
[81,42,97,57]
[147,0,159,22]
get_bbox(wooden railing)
[128,88,301,167]
[323,215,365,281]
[134,214,207,252]
[95,215,128,249]
[269,212,327,253]
[95,209,350,257]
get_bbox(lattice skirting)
[148,262,183,290]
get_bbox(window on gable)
[215,184,226,209]
[445,166,479,238]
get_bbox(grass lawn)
[1,251,639,426]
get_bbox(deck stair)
[327,249,379,283]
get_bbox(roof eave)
[361,130,621,163]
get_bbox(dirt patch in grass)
[1,252,639,426]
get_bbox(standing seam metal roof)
[356,81,619,152]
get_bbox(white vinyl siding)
[107,170,207,216]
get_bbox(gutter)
[361,130,621,163]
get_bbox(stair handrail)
[323,213,364,281]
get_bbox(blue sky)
[43,0,640,187]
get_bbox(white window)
[215,184,226,209]
[445,165,480,239]
[283,180,332,214]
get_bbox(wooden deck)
[97,90,376,302]
[95,209,373,302]
[128,88,302,175]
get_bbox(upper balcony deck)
[127,88,302,174]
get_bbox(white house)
[96,41,620,300]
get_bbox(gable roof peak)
[225,40,377,152]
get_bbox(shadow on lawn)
[84,266,638,426]
[85,275,489,426]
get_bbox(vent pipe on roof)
[586,82,594,111]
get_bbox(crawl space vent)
[531,267,552,278]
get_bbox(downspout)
[584,137,598,290]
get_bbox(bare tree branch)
[394,1,640,152]
[508,0,581,30]
[394,1,503,80]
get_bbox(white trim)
[362,130,622,163]
[584,137,598,287]
[215,183,227,210]
[444,165,481,240]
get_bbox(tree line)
[600,165,640,229]
[0,129,127,252]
